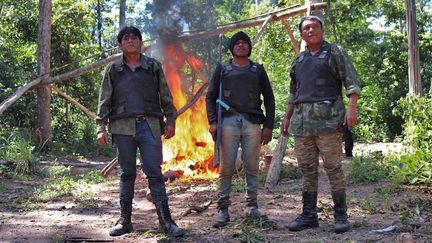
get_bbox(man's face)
[119,33,142,54]
[233,39,249,57]
[300,20,324,46]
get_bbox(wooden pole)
[252,14,275,46]
[51,85,97,120]
[265,136,288,189]
[0,53,122,115]
[281,19,300,55]
[177,2,327,42]
[406,0,422,96]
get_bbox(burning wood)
[163,170,184,182]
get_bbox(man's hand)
[261,128,272,145]
[344,106,358,130]
[209,122,217,141]
[280,104,294,137]
[344,93,359,130]
[97,131,108,146]
[164,125,175,139]
[280,115,290,137]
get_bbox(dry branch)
[0,54,122,116]
[252,14,274,46]
[265,136,288,189]
[281,19,300,55]
[51,85,97,120]
[100,157,118,178]
[181,200,213,217]
[177,2,327,42]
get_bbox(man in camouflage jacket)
[280,16,361,233]
[96,26,184,237]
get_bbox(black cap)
[229,31,252,57]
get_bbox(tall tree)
[119,0,126,29]
[36,0,52,149]
[406,0,421,96]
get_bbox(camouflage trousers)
[294,132,346,192]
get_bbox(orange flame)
[161,43,218,180]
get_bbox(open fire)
[160,43,219,180]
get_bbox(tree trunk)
[119,0,126,29]
[36,0,52,150]
[265,136,288,189]
[406,0,422,96]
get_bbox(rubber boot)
[155,200,185,237]
[109,201,133,236]
[288,191,319,231]
[213,208,230,228]
[332,190,350,233]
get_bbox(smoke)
[152,0,188,40]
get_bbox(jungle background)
[1,0,431,242]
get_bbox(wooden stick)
[100,157,118,178]
[281,19,300,55]
[51,85,97,120]
[0,54,122,116]
[265,136,288,189]
[252,14,274,46]
[177,2,327,42]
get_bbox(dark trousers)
[113,120,167,204]
[343,125,353,156]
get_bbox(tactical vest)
[109,58,163,120]
[221,61,263,115]
[294,43,342,103]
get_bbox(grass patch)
[230,215,276,243]
[348,152,389,184]
[280,163,302,180]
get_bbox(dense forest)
[1,0,431,187]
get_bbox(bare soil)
[1,143,431,243]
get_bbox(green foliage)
[361,198,377,214]
[348,152,389,184]
[279,162,302,180]
[386,94,432,185]
[0,128,39,175]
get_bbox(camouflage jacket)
[96,54,177,138]
[288,41,361,137]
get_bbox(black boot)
[288,191,319,231]
[332,190,350,233]
[109,201,133,236]
[213,208,230,228]
[155,200,185,237]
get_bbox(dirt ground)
[1,143,431,243]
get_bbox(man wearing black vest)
[281,16,361,233]
[96,26,184,237]
[206,31,275,227]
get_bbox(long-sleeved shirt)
[206,60,275,129]
[288,41,361,137]
[96,54,177,138]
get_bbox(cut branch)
[281,19,300,55]
[0,54,122,116]
[177,2,327,42]
[265,136,288,189]
[252,14,274,46]
[51,85,97,120]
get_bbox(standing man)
[206,31,275,227]
[96,26,184,237]
[280,16,361,233]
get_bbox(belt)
[135,116,146,121]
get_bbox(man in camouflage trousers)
[96,26,184,237]
[280,16,361,233]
